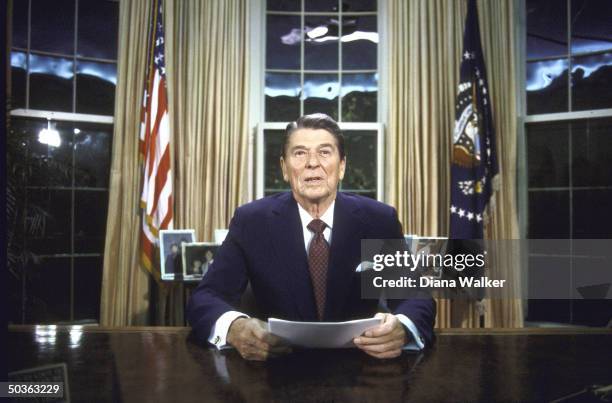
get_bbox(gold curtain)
[387,0,522,328]
[479,0,523,328]
[100,0,153,326]
[100,0,249,326]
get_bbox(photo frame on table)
[159,229,196,280]
[182,242,219,281]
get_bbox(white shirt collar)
[297,200,335,231]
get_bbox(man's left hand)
[353,313,407,359]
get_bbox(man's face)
[280,128,346,207]
[205,250,214,261]
[171,244,178,254]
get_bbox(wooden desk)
[8,326,612,402]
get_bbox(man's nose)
[305,151,320,168]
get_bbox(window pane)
[572,118,612,187]
[304,73,339,120]
[74,257,103,321]
[526,0,567,59]
[526,58,568,114]
[526,121,569,188]
[266,15,301,70]
[571,52,612,111]
[75,191,108,254]
[77,0,119,60]
[28,257,71,323]
[27,189,72,255]
[341,15,377,70]
[342,0,376,12]
[267,0,300,11]
[571,0,612,54]
[341,130,377,193]
[528,190,570,238]
[30,0,75,54]
[74,124,113,187]
[17,119,73,187]
[573,189,612,238]
[11,52,27,109]
[265,72,301,121]
[264,130,288,192]
[304,15,339,70]
[12,0,28,49]
[341,72,377,122]
[305,0,339,12]
[29,54,74,112]
[76,61,117,115]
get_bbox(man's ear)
[339,158,346,181]
[280,157,289,182]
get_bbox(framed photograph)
[160,229,196,280]
[182,242,219,281]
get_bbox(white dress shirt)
[208,200,424,351]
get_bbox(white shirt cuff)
[208,310,249,350]
[395,314,425,351]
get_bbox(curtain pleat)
[101,0,249,326]
[100,0,153,326]
[387,0,522,328]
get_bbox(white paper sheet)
[267,317,381,348]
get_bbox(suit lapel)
[268,194,318,321]
[324,192,366,321]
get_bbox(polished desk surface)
[8,325,612,403]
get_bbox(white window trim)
[249,0,386,203]
[10,109,114,124]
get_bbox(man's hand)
[353,313,407,359]
[227,317,291,361]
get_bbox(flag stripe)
[139,0,173,279]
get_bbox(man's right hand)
[227,317,292,361]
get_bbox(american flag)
[449,0,499,239]
[140,0,173,278]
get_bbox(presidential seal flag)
[139,0,173,280]
[450,0,499,239]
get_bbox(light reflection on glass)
[304,75,339,100]
[301,31,378,44]
[340,73,378,96]
[265,73,301,98]
[526,59,568,91]
[77,61,117,85]
[69,326,83,348]
[11,52,27,69]
[35,325,57,345]
[29,54,74,79]
[281,28,302,45]
[571,52,612,79]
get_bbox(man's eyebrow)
[289,143,336,151]
[289,145,308,151]
[317,143,334,149]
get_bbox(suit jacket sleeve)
[186,207,249,343]
[385,207,437,348]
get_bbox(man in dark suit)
[187,113,436,361]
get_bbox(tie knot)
[307,219,327,234]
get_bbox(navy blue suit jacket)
[187,192,436,347]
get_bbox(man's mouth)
[304,176,324,184]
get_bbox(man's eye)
[294,150,306,157]
[320,149,331,157]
